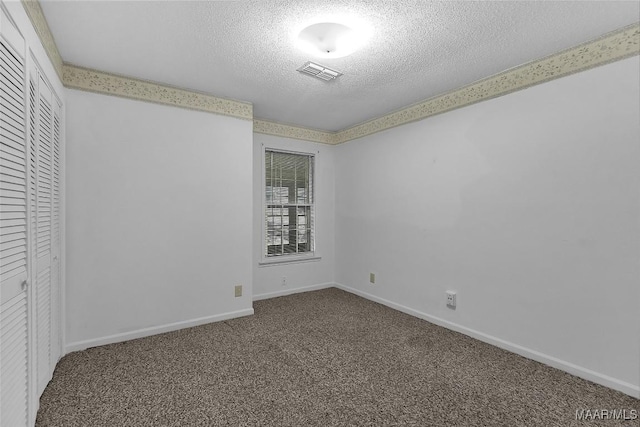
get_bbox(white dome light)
[296,22,367,58]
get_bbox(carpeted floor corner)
[36,288,639,426]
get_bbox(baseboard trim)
[335,283,640,399]
[65,308,254,354]
[253,282,335,301]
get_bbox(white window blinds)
[265,150,314,257]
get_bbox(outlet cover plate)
[446,290,456,308]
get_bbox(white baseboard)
[253,282,335,301]
[65,308,254,354]
[335,283,640,399]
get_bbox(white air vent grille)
[297,62,342,81]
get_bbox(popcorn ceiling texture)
[40,0,640,132]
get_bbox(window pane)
[297,187,307,204]
[266,229,279,246]
[266,183,273,203]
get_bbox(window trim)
[260,146,319,265]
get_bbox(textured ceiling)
[40,1,639,132]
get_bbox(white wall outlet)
[369,273,376,284]
[446,291,457,308]
[282,276,287,287]
[235,285,242,297]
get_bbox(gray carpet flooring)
[37,288,639,426]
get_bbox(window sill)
[259,255,322,267]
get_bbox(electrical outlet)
[234,285,242,297]
[446,291,456,308]
[369,273,375,284]
[282,276,287,287]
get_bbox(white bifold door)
[1,7,63,427]
[1,18,30,427]
[32,72,62,397]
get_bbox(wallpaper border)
[63,64,253,121]
[253,120,336,144]
[334,23,640,144]
[21,0,63,79]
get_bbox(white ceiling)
[40,1,639,132]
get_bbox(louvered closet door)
[50,101,61,365]
[35,76,53,395]
[0,29,29,427]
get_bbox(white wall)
[252,133,335,300]
[334,57,640,397]
[65,89,254,350]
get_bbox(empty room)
[0,0,639,426]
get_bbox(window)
[265,150,314,257]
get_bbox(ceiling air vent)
[297,61,342,81]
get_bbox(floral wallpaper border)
[253,120,336,144]
[21,0,63,79]
[334,23,640,144]
[63,64,253,120]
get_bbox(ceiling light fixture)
[296,21,370,58]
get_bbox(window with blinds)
[265,150,314,257]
